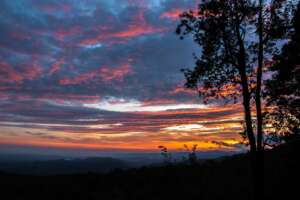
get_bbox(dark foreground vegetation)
[1,141,299,200]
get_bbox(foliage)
[265,2,300,142]
[176,0,295,152]
[176,0,256,103]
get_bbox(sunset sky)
[0,0,246,153]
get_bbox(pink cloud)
[20,61,43,81]
[0,92,11,100]
[0,85,20,91]
[10,32,32,40]
[39,3,72,13]
[0,61,23,83]
[100,64,132,82]
[40,93,101,104]
[160,8,184,21]
[0,92,31,101]
[0,59,42,84]
[54,26,81,41]
[126,0,148,7]
[169,84,197,96]
[59,63,133,85]
[59,69,99,85]
[49,59,64,75]
[160,0,202,21]
[80,10,167,45]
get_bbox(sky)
[0,0,246,154]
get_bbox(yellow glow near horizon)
[0,102,245,152]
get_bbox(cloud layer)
[0,0,244,152]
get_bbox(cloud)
[54,26,81,41]
[79,8,168,46]
[0,59,42,83]
[83,96,208,112]
[0,61,23,83]
[160,8,183,20]
[48,58,64,75]
[100,64,133,82]
[162,124,205,131]
[0,0,245,151]
[59,68,100,85]
[59,63,133,85]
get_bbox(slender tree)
[256,0,294,151]
[256,0,264,152]
[177,0,258,154]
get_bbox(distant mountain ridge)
[0,150,241,175]
[0,157,128,175]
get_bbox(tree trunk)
[234,10,257,153]
[240,71,256,153]
[240,67,260,200]
[256,0,264,153]
[234,9,259,198]
[254,0,265,199]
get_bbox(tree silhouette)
[184,144,198,164]
[265,2,300,142]
[176,0,293,198]
[256,0,294,152]
[158,145,172,164]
